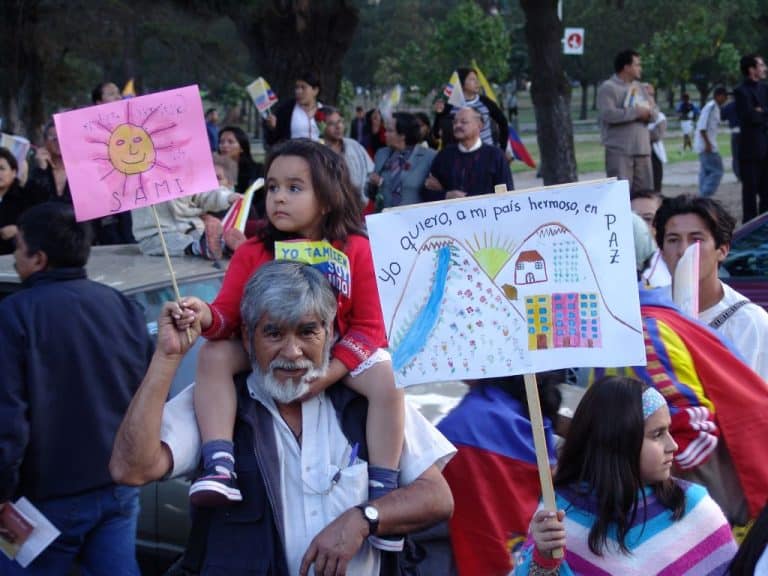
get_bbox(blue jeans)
[699,151,724,197]
[0,485,140,576]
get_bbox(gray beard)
[254,357,330,404]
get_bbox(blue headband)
[642,388,666,420]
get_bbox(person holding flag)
[444,67,509,150]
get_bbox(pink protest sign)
[54,85,217,221]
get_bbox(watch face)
[364,506,379,521]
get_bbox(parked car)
[0,244,226,575]
[721,212,768,310]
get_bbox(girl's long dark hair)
[259,139,365,250]
[554,376,685,556]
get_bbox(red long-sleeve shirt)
[203,234,388,371]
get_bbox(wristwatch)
[355,503,380,536]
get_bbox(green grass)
[511,132,732,175]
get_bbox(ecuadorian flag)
[507,126,536,168]
[438,385,556,575]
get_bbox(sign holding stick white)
[366,178,646,387]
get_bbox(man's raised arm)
[110,301,200,485]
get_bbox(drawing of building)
[526,294,552,350]
[527,292,601,350]
[515,250,547,285]
[578,293,601,347]
[552,293,579,347]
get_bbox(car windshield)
[721,218,768,278]
[133,277,223,398]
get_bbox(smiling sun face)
[108,123,156,175]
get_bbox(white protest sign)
[366,179,646,386]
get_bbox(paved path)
[514,158,745,224]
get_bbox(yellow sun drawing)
[466,232,516,279]
[107,124,156,175]
[88,100,179,198]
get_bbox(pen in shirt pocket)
[348,442,360,467]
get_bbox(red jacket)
[204,234,387,371]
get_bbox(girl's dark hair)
[480,374,561,423]
[260,139,365,249]
[392,112,421,147]
[218,126,252,160]
[554,376,685,556]
[0,147,19,172]
[456,67,477,88]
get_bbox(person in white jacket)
[132,154,241,259]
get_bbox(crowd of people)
[597,50,768,225]
[0,52,767,576]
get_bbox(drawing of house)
[515,250,547,285]
[526,294,552,350]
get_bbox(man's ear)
[717,242,730,264]
[240,324,250,352]
[31,251,48,274]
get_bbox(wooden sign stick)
[495,183,563,559]
[150,205,192,344]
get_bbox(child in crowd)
[132,153,240,259]
[174,139,405,548]
[516,376,736,575]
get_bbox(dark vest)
[183,373,369,575]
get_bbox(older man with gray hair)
[110,260,455,575]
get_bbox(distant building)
[515,250,547,285]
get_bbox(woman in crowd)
[217,126,263,217]
[363,107,387,158]
[414,112,438,149]
[264,72,323,145]
[516,376,736,575]
[368,112,435,210]
[0,147,29,254]
[456,66,508,149]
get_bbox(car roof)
[0,244,226,296]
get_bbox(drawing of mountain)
[388,236,529,384]
[495,223,629,351]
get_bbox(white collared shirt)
[458,138,482,153]
[161,381,456,575]
[290,104,321,141]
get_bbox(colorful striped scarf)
[514,480,736,575]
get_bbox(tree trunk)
[232,0,358,106]
[1,0,44,138]
[592,82,598,111]
[520,0,577,185]
[579,79,588,121]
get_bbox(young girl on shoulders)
[175,139,404,546]
[516,375,736,575]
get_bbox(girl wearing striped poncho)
[515,376,736,576]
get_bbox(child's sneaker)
[189,471,242,507]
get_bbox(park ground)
[514,130,743,224]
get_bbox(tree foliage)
[349,0,510,93]
[641,1,758,103]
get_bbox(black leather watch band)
[355,504,379,536]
